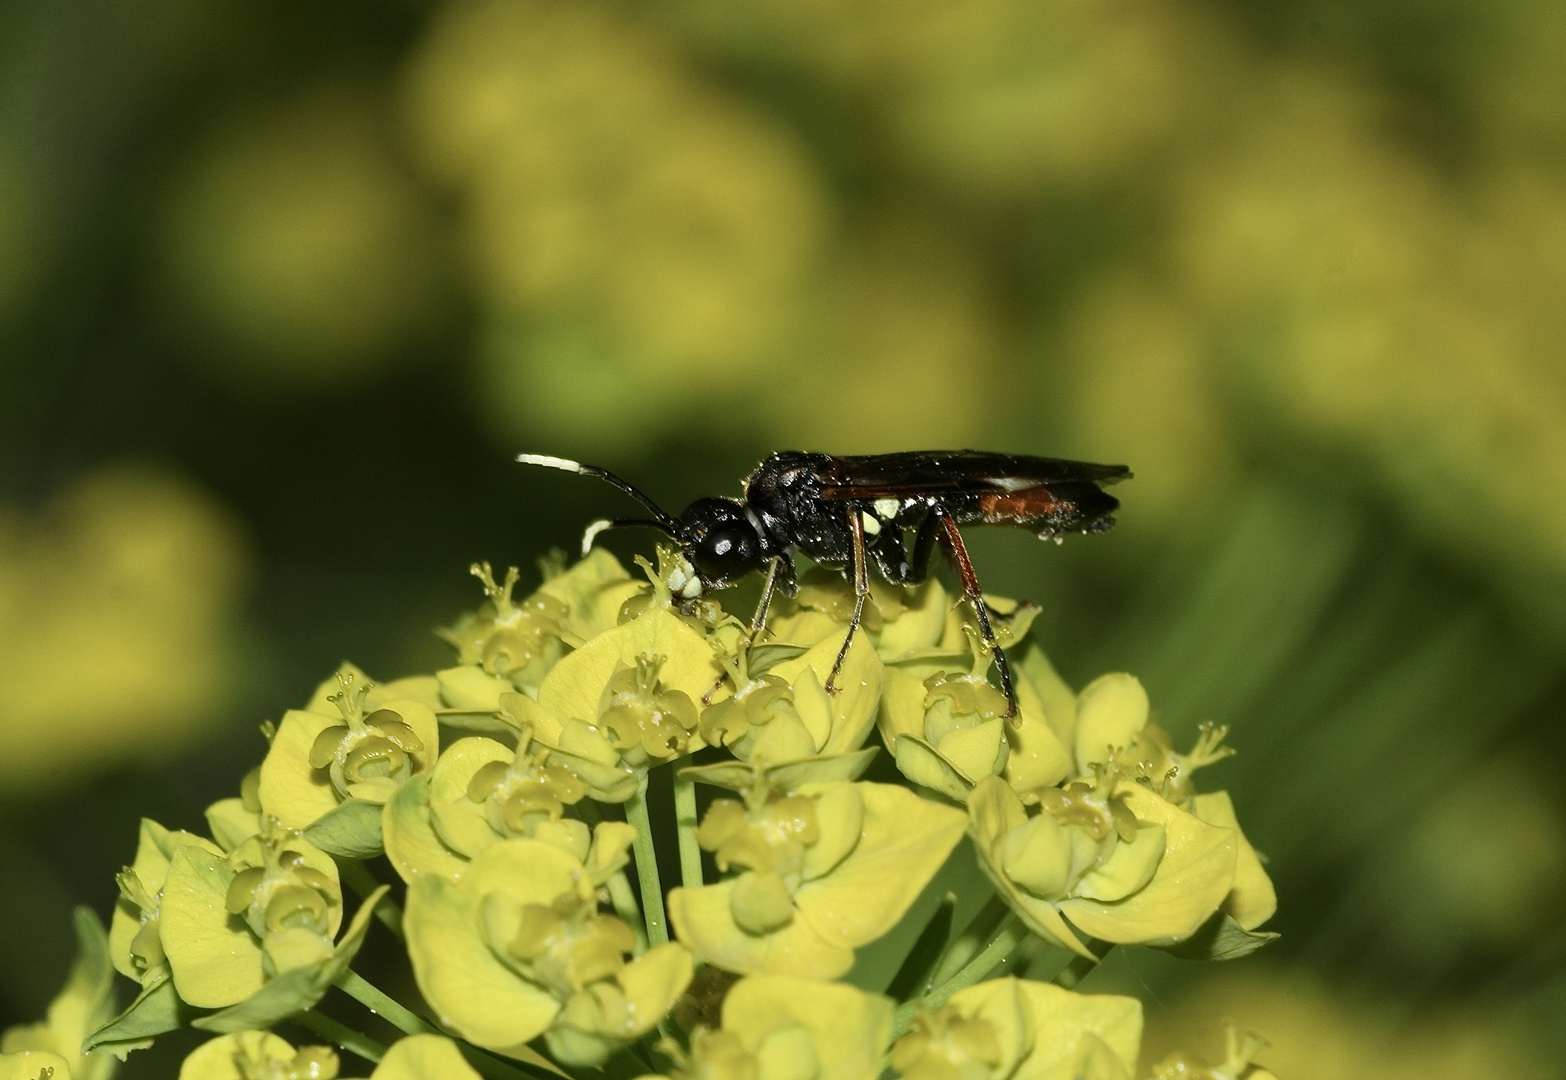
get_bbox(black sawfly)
[518,450,1130,718]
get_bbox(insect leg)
[908,510,943,583]
[826,504,871,696]
[703,556,791,706]
[749,555,784,640]
[936,511,1019,720]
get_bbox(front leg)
[826,504,871,696]
[748,555,785,640]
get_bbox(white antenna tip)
[581,519,614,557]
[517,453,584,473]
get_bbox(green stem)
[334,969,438,1036]
[891,914,1027,1037]
[608,870,649,953]
[295,1007,387,1064]
[939,914,1027,997]
[334,971,547,1080]
[339,859,405,943]
[458,1046,559,1080]
[625,781,668,946]
[926,893,1008,989]
[673,776,703,890]
[1051,944,1105,988]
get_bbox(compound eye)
[691,526,757,585]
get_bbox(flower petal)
[404,859,564,1051]
[1071,674,1148,778]
[369,1034,484,1080]
[383,774,469,884]
[793,783,965,949]
[723,974,894,1080]
[160,847,264,1008]
[539,607,719,727]
[1059,784,1237,946]
[1192,791,1276,930]
[667,882,853,979]
[1011,981,1141,1080]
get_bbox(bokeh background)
[3,0,1565,1075]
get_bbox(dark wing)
[812,450,1131,500]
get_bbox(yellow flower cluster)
[5,547,1281,1079]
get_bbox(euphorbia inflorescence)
[7,546,1280,1080]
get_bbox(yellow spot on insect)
[873,498,900,518]
[860,511,882,536]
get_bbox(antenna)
[517,454,690,542]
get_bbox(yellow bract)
[894,978,1142,1080]
[670,782,965,978]
[406,837,693,1064]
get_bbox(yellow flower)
[257,664,440,858]
[177,1031,339,1080]
[892,977,1142,1080]
[701,624,883,765]
[654,975,894,1080]
[967,775,1238,958]
[435,550,648,717]
[669,780,965,978]
[405,837,692,1065]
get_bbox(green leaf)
[875,580,950,660]
[1159,911,1280,962]
[83,975,192,1057]
[745,642,811,675]
[110,820,224,984]
[769,632,884,756]
[1191,791,1277,930]
[2,908,121,1078]
[304,797,385,860]
[721,975,894,1080]
[1016,647,1078,754]
[259,708,355,829]
[538,606,720,727]
[193,886,391,1033]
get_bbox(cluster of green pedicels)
[2,547,1279,1080]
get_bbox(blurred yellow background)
[1,0,1564,1074]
